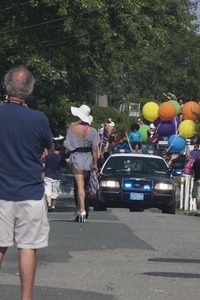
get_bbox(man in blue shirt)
[0,66,52,300]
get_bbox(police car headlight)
[100,180,120,188]
[155,183,174,190]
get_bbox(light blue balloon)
[168,134,186,152]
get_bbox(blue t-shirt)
[190,149,199,161]
[128,131,142,142]
[0,102,52,201]
[44,153,62,180]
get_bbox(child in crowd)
[43,140,63,211]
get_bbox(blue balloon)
[168,134,186,152]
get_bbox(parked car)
[94,153,176,214]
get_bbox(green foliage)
[0,0,200,135]
[91,105,120,129]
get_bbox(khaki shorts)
[0,197,49,249]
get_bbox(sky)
[191,0,200,23]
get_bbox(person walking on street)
[0,65,53,300]
[182,154,195,210]
[192,151,200,216]
[44,140,63,212]
[64,104,100,223]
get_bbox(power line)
[0,1,31,11]
[0,16,68,34]
[0,7,101,35]
[0,30,101,52]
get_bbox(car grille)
[123,179,152,191]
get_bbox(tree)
[0,0,199,134]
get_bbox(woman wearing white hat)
[64,104,100,222]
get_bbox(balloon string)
[174,117,178,134]
[166,134,179,153]
[155,121,161,133]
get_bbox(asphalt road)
[1,193,200,300]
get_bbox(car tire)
[162,202,176,214]
[94,199,107,211]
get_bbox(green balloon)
[169,100,181,116]
[138,124,149,142]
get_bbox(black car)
[94,153,176,214]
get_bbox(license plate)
[130,192,144,200]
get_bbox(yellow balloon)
[178,120,196,138]
[142,102,159,122]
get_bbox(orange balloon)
[182,101,200,121]
[158,102,176,121]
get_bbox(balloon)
[169,100,181,116]
[158,102,176,121]
[154,117,179,137]
[142,102,159,122]
[138,124,149,142]
[168,134,186,152]
[182,101,200,121]
[178,120,196,138]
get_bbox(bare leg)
[73,170,88,212]
[0,247,8,267]
[196,198,200,212]
[18,248,36,300]
[51,198,57,208]
[46,195,52,206]
[196,184,200,214]
[74,174,86,212]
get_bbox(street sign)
[129,103,140,117]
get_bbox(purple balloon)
[154,117,179,137]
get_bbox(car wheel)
[162,202,176,214]
[94,199,107,211]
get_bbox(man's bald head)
[4,65,35,100]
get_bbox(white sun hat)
[71,104,93,125]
